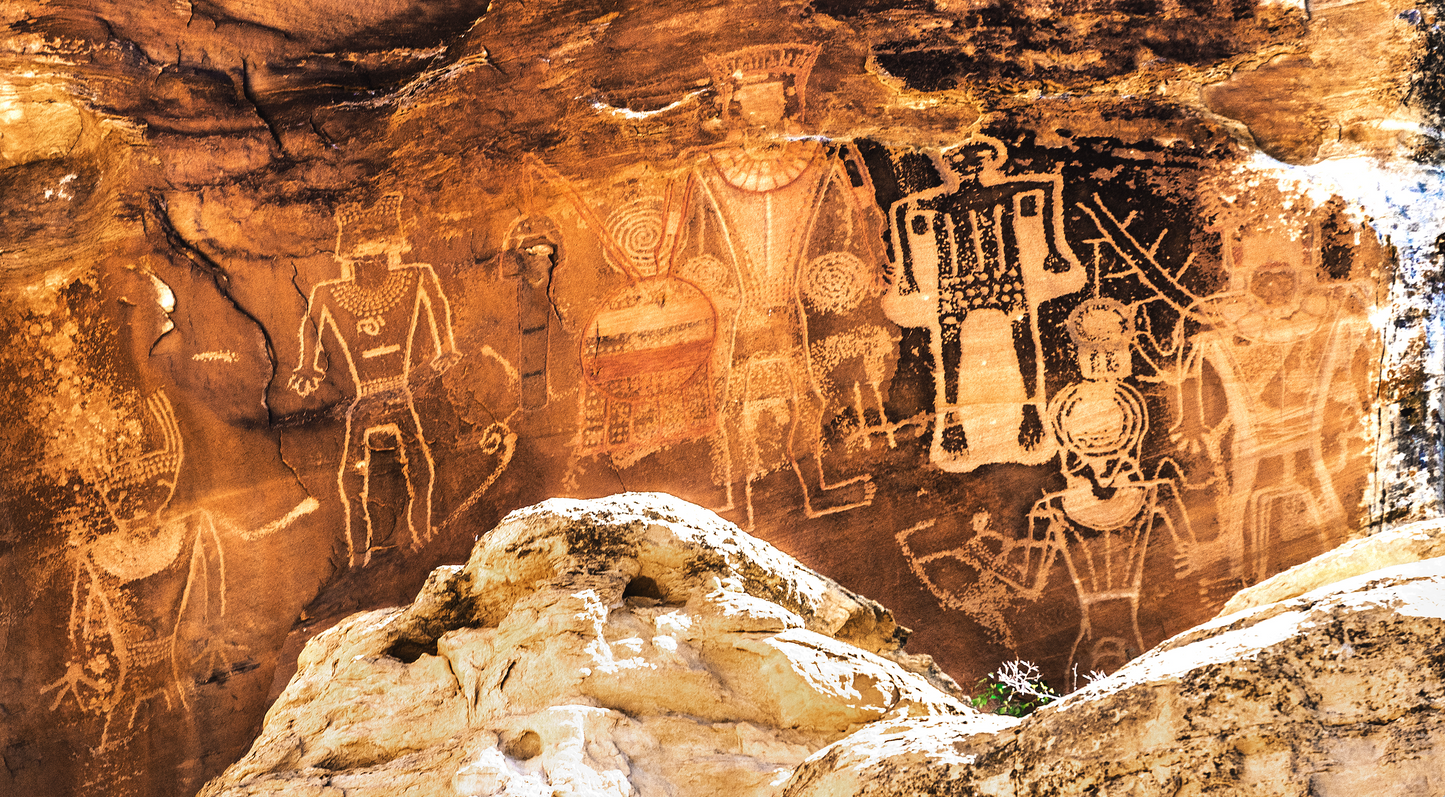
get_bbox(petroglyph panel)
[0,2,1420,794]
[883,135,1386,681]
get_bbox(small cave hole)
[386,638,438,663]
[503,730,542,761]
[623,575,666,603]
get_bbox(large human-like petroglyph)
[0,5,1423,792]
[290,195,462,567]
[885,136,1086,473]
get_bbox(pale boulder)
[784,557,1445,796]
[202,493,969,797]
[1218,518,1445,617]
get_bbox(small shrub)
[970,660,1059,717]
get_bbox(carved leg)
[400,400,436,551]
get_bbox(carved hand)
[288,369,326,397]
[431,350,462,373]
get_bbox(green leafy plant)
[970,660,1059,717]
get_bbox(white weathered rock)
[783,556,1445,797]
[202,493,969,797]
[1218,518,1445,618]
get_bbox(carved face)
[944,139,1005,177]
[520,240,556,287]
[1249,263,1301,316]
[98,471,176,532]
[734,81,788,128]
[346,237,394,259]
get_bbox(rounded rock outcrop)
[202,493,970,797]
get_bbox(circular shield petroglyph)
[581,276,716,402]
[605,196,666,277]
[802,251,866,314]
[1049,380,1147,458]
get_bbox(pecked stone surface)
[201,493,970,797]
[1,0,1435,792]
[782,556,1445,797]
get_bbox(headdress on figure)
[336,193,407,260]
[1067,298,1134,381]
[90,393,182,530]
[942,135,1007,176]
[706,43,820,124]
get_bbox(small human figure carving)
[501,215,563,411]
[925,299,1197,673]
[290,194,461,567]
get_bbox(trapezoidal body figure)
[690,43,889,527]
[884,137,1086,472]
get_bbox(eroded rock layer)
[784,555,1445,796]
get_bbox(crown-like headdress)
[706,43,821,119]
[336,193,404,256]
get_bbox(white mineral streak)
[783,555,1445,797]
[201,493,968,797]
[1243,152,1445,522]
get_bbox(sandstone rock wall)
[783,554,1445,796]
[209,495,1445,797]
[1,0,1439,793]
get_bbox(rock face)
[783,555,1445,796]
[202,493,972,797]
[3,0,1440,793]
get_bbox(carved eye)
[1019,194,1039,217]
[911,215,929,236]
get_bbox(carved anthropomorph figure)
[290,195,461,567]
[944,299,1196,673]
[1180,229,1373,585]
[686,43,892,528]
[1019,299,1196,673]
[885,136,1086,472]
[42,389,190,748]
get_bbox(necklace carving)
[711,139,819,192]
[332,268,413,317]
